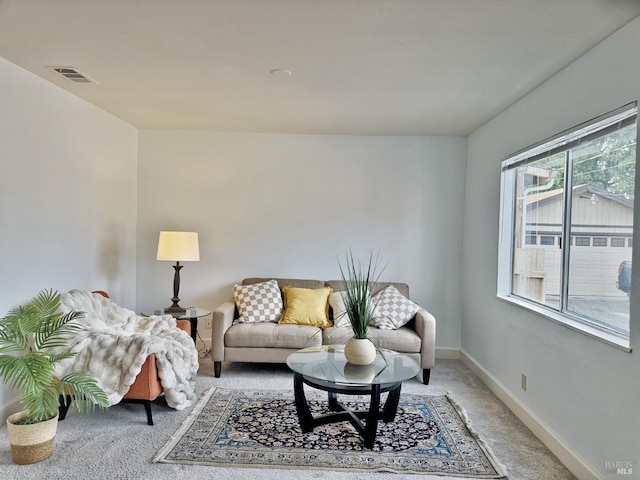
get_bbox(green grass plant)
[337,250,387,339]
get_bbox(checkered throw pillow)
[370,285,420,330]
[233,280,284,323]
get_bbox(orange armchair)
[58,291,192,425]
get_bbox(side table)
[146,308,211,343]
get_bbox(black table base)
[293,372,402,449]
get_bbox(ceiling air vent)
[47,66,97,84]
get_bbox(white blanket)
[51,290,199,410]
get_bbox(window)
[540,235,555,245]
[611,237,626,247]
[575,236,591,246]
[498,103,636,350]
[593,237,608,247]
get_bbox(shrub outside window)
[498,103,636,350]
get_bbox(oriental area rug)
[154,387,507,477]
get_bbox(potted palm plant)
[337,250,386,365]
[0,289,108,464]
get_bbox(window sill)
[497,294,631,352]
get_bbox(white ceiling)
[1,0,639,136]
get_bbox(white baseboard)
[459,349,603,480]
[435,347,461,359]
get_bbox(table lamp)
[156,231,200,315]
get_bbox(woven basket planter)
[6,410,59,464]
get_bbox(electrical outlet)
[205,317,212,329]
[521,373,527,391]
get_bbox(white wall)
[136,131,466,349]
[0,57,138,421]
[463,17,640,478]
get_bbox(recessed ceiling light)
[269,68,292,78]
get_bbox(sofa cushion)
[225,323,322,349]
[328,291,351,328]
[326,280,410,298]
[243,278,326,290]
[233,279,283,323]
[322,326,421,353]
[370,285,420,329]
[279,286,333,328]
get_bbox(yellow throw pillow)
[279,286,333,328]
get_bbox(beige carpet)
[0,355,576,480]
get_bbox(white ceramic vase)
[344,337,376,365]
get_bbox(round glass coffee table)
[286,344,420,449]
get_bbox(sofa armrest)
[176,319,191,336]
[211,299,236,363]
[413,308,436,370]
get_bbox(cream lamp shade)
[156,231,199,315]
[157,231,200,262]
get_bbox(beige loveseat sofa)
[211,278,436,384]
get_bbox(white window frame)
[497,102,637,352]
